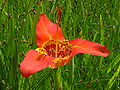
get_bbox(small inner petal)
[35,48,47,55]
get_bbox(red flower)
[20,13,109,77]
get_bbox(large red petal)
[70,38,110,57]
[20,50,56,77]
[36,13,65,47]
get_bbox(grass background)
[0,0,120,90]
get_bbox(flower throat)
[36,40,73,59]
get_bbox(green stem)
[71,57,74,90]
[53,68,62,90]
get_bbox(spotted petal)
[70,38,109,57]
[20,50,56,77]
[36,13,65,47]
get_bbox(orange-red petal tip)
[70,38,110,57]
[40,13,45,16]
[36,13,65,47]
[20,50,56,77]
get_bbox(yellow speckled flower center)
[36,40,73,58]
[35,40,73,68]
